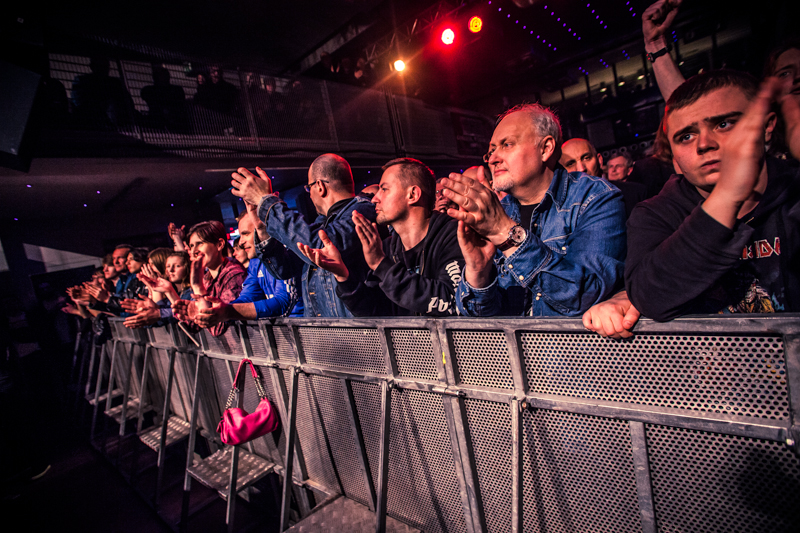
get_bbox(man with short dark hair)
[441,104,626,317]
[297,158,465,316]
[230,154,377,317]
[584,71,800,336]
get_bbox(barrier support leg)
[180,353,203,533]
[280,367,299,531]
[630,421,657,533]
[375,380,391,533]
[226,445,239,533]
[155,348,177,509]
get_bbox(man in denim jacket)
[231,154,377,317]
[440,104,626,316]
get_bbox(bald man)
[560,138,646,219]
[560,138,604,176]
[231,153,378,317]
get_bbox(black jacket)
[625,157,800,321]
[336,211,465,316]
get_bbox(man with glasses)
[440,103,626,317]
[230,153,377,317]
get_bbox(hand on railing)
[168,222,187,252]
[194,297,229,328]
[582,290,641,339]
[122,294,161,329]
[231,167,273,207]
[297,229,350,282]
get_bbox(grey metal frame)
[104,314,800,532]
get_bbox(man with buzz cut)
[230,153,377,317]
[583,71,800,338]
[441,103,627,317]
[296,158,465,316]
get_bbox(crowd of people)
[62,0,800,341]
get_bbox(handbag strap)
[224,358,268,411]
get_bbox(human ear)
[541,136,557,161]
[764,111,778,143]
[407,185,421,204]
[597,153,604,167]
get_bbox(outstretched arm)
[642,0,685,101]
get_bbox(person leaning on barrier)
[172,221,247,336]
[440,103,627,317]
[583,71,800,338]
[296,158,465,316]
[230,154,378,317]
[192,209,304,329]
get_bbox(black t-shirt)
[519,203,539,231]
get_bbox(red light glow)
[441,28,455,45]
[468,16,483,33]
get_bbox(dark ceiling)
[15,0,795,107]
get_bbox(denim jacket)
[457,168,626,317]
[256,194,377,317]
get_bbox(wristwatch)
[497,224,527,252]
[646,45,670,63]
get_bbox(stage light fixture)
[441,28,455,45]
[393,59,406,72]
[469,16,483,33]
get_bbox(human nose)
[576,161,587,173]
[696,128,718,154]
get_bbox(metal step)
[187,448,274,499]
[87,388,123,406]
[285,495,420,532]
[104,397,151,419]
[139,416,191,451]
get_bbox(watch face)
[510,225,527,244]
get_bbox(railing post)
[784,334,800,451]
[280,366,300,531]
[511,399,523,533]
[629,421,657,533]
[375,380,392,533]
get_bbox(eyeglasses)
[304,179,328,193]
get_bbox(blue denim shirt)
[456,168,626,317]
[233,258,304,317]
[256,194,377,317]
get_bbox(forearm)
[646,38,685,101]
[225,302,258,321]
[625,205,752,320]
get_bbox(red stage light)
[469,16,483,33]
[441,28,455,45]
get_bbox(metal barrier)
[103,315,800,532]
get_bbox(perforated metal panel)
[289,370,341,492]
[521,333,789,419]
[352,382,467,533]
[389,329,440,381]
[451,331,513,389]
[307,376,370,504]
[203,327,245,357]
[272,325,298,361]
[243,323,269,360]
[299,327,385,374]
[238,363,283,465]
[521,410,641,533]
[463,399,512,533]
[647,424,800,532]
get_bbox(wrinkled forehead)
[774,47,800,73]
[665,86,752,135]
[561,140,595,159]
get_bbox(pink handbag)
[216,358,279,445]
